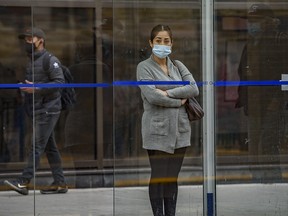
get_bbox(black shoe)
[4,179,29,195]
[40,181,68,194]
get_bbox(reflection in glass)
[0,5,114,216]
[216,2,288,216]
[236,3,288,182]
[3,26,68,196]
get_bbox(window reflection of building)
[63,29,98,161]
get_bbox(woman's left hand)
[181,98,187,105]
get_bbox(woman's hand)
[181,98,187,105]
[156,89,168,97]
[157,88,187,105]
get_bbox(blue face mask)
[152,44,171,59]
[247,22,263,37]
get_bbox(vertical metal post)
[202,0,216,215]
[95,2,104,169]
[31,8,37,216]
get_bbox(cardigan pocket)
[178,114,190,133]
[150,117,169,136]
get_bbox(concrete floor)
[0,184,287,216]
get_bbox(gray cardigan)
[136,56,199,154]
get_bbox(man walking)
[4,27,68,195]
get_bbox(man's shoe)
[40,181,68,194]
[4,179,29,195]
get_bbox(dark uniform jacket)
[24,49,64,117]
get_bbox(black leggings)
[147,147,186,199]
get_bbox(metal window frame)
[202,0,216,215]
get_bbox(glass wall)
[0,0,287,216]
[0,2,114,215]
[215,1,288,216]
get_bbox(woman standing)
[136,24,199,216]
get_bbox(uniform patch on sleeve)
[53,62,60,68]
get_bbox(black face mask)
[24,42,36,54]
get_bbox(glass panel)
[113,1,203,215]
[30,5,113,216]
[0,6,35,215]
[215,1,288,215]
[0,2,114,216]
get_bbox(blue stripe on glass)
[0,80,288,88]
[113,81,191,86]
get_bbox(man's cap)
[18,27,46,40]
[248,3,274,18]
